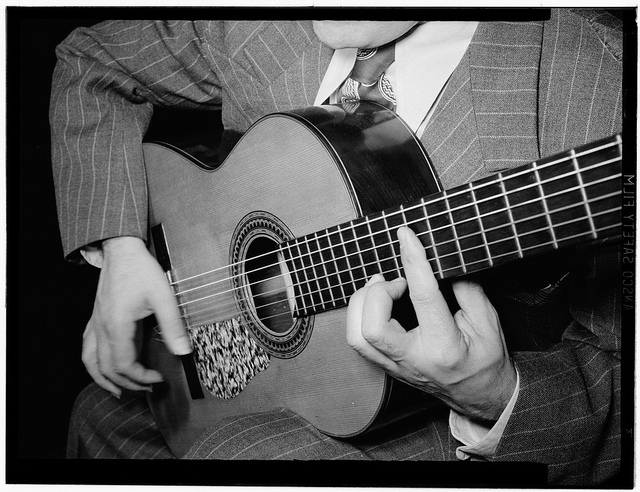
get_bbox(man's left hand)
[346,226,517,422]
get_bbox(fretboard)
[280,134,622,317]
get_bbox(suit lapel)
[225,20,331,110]
[421,21,544,189]
[468,21,544,172]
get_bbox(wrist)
[101,236,146,255]
[453,359,518,423]
[81,236,146,268]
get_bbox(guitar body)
[142,104,441,457]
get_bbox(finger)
[346,274,398,369]
[452,279,491,315]
[346,273,385,349]
[347,276,408,372]
[397,227,457,338]
[82,325,122,397]
[150,284,192,357]
[103,319,161,390]
[360,277,409,363]
[451,279,501,338]
[113,361,164,387]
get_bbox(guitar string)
[172,169,621,308]
[170,161,622,323]
[154,138,623,339]
[164,218,621,333]
[169,138,621,291]
[176,178,621,313]
[176,178,622,323]
[177,200,621,326]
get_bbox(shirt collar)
[314,21,478,135]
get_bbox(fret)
[352,218,381,279]
[382,210,402,277]
[336,223,362,299]
[364,213,399,279]
[468,182,493,267]
[409,199,439,276]
[292,239,314,315]
[465,175,520,271]
[424,196,466,278]
[301,237,325,312]
[281,240,307,316]
[442,190,467,274]
[501,164,557,257]
[307,232,331,311]
[314,231,338,308]
[531,160,559,249]
[573,139,622,233]
[324,229,346,307]
[377,206,410,278]
[279,134,621,319]
[416,198,444,278]
[446,185,494,273]
[326,224,351,305]
[497,172,524,259]
[534,151,591,244]
[571,150,597,239]
[363,217,381,270]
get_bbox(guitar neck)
[281,134,622,317]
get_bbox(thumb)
[360,276,410,360]
[151,286,192,356]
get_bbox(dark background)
[15,15,104,460]
[8,6,636,487]
[11,9,225,465]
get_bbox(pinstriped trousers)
[67,382,460,460]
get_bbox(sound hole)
[245,236,294,335]
[231,210,314,358]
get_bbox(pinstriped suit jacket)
[50,9,623,484]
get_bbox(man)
[50,11,623,485]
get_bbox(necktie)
[340,42,396,111]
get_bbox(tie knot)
[352,43,396,86]
[340,42,396,111]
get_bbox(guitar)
[142,102,622,457]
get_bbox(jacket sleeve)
[490,10,625,485]
[49,20,225,260]
[493,242,622,485]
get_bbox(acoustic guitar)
[141,102,622,457]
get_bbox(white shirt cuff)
[449,368,520,460]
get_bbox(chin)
[312,21,419,49]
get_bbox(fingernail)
[174,335,193,356]
[397,227,407,248]
[111,392,121,400]
[366,273,384,285]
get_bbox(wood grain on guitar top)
[142,104,439,457]
[141,103,622,457]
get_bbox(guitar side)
[142,104,441,457]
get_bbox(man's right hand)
[81,236,192,397]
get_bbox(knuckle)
[409,291,436,310]
[345,330,359,349]
[112,359,132,377]
[433,345,466,372]
[366,282,387,300]
[361,322,383,345]
[348,288,366,307]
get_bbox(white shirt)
[314,21,479,136]
[314,20,521,460]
